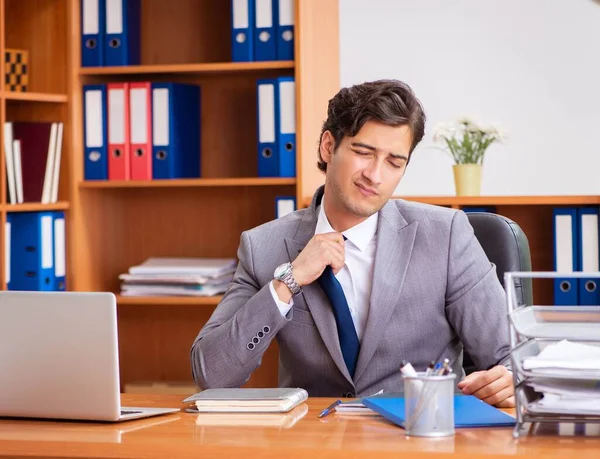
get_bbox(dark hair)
[317,79,426,172]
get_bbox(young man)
[191,79,514,408]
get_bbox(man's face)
[321,120,413,219]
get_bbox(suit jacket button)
[247,342,255,350]
[263,326,271,334]
[344,392,355,398]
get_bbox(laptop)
[0,291,180,422]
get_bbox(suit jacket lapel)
[284,187,354,386]
[353,201,418,384]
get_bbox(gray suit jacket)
[190,186,510,397]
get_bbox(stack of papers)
[522,340,600,378]
[119,257,237,297]
[522,340,600,415]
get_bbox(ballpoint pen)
[318,399,342,418]
[425,360,436,376]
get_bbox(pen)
[318,399,341,418]
[439,358,450,375]
[425,360,435,376]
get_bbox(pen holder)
[402,372,456,437]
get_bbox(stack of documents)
[119,257,237,297]
[522,340,600,415]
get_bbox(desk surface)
[0,394,598,459]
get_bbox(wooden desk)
[0,394,598,459]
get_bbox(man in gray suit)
[191,79,514,408]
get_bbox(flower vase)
[453,164,482,196]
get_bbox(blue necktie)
[317,240,360,378]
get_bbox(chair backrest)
[462,212,533,374]
[466,212,533,307]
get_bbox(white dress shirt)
[270,200,379,341]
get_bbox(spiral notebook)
[182,388,308,413]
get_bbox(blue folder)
[81,0,105,67]
[231,0,255,62]
[105,0,141,66]
[83,84,108,180]
[151,82,201,179]
[9,212,56,291]
[362,395,516,428]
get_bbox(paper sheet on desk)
[528,393,600,415]
[334,390,384,414]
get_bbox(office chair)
[463,212,533,374]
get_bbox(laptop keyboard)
[121,410,143,415]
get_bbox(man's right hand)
[291,232,346,286]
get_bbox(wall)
[339,0,600,196]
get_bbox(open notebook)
[183,388,308,413]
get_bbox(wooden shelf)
[3,202,70,212]
[78,177,296,189]
[116,295,223,306]
[304,195,600,208]
[397,196,600,206]
[79,61,294,76]
[2,91,68,103]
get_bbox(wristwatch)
[274,262,302,295]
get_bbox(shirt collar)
[315,197,379,252]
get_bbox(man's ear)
[320,130,335,164]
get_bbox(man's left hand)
[457,365,515,408]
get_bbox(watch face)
[274,263,290,278]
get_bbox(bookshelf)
[0,0,71,286]
[3,0,595,393]
[62,0,340,391]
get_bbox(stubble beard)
[329,175,380,219]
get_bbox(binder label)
[279,0,294,26]
[279,80,295,134]
[85,90,104,148]
[258,84,275,142]
[54,218,66,277]
[556,215,574,272]
[108,88,126,143]
[83,0,100,34]
[4,221,10,284]
[106,0,124,34]
[41,216,53,269]
[153,88,169,146]
[130,88,148,143]
[233,0,250,28]
[256,0,273,27]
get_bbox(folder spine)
[9,212,55,291]
[231,0,255,62]
[107,82,131,180]
[254,0,277,61]
[577,207,600,305]
[276,76,295,177]
[105,0,141,66]
[151,82,201,179]
[276,0,294,60]
[81,0,106,67]
[83,84,109,180]
[257,78,278,177]
[553,207,579,306]
[129,81,153,180]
